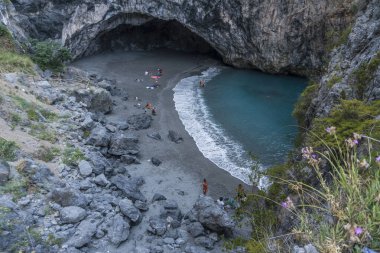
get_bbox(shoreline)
[72,50,250,206]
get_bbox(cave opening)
[84,17,221,59]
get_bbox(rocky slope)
[305,0,380,123]
[0,69,241,253]
[1,0,355,75]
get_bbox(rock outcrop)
[0,0,355,75]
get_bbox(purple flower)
[376,155,380,163]
[281,202,288,208]
[354,226,363,236]
[326,126,336,135]
[353,139,359,145]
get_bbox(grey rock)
[3,73,19,83]
[105,124,117,132]
[93,173,110,186]
[152,193,167,202]
[73,87,113,114]
[163,200,178,210]
[151,246,164,253]
[163,237,175,244]
[119,199,142,224]
[107,214,130,246]
[133,246,150,253]
[60,206,87,224]
[151,157,162,166]
[128,113,153,130]
[148,216,167,236]
[119,123,129,130]
[66,218,99,248]
[36,80,51,88]
[187,222,205,238]
[85,125,111,147]
[194,236,215,249]
[79,178,93,190]
[185,245,209,253]
[80,114,95,130]
[35,88,64,105]
[78,160,93,177]
[147,132,161,140]
[293,244,319,253]
[168,130,183,143]
[0,160,10,185]
[120,154,140,165]
[108,132,139,156]
[86,151,110,175]
[134,200,149,211]
[49,188,88,208]
[110,174,146,202]
[190,195,235,236]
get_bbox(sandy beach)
[72,50,250,251]
[72,49,249,204]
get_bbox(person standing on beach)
[199,79,205,88]
[202,178,208,195]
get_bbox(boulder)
[108,133,139,156]
[187,222,205,238]
[80,114,95,130]
[110,175,146,202]
[86,151,110,175]
[78,160,92,177]
[15,159,55,188]
[152,193,167,202]
[66,218,99,248]
[106,214,130,246]
[190,195,235,236]
[134,200,149,211]
[73,87,113,114]
[185,245,209,253]
[0,160,10,185]
[194,236,215,249]
[168,130,183,143]
[93,173,110,186]
[48,188,88,208]
[151,157,162,166]
[60,206,87,224]
[85,125,111,147]
[128,113,152,130]
[120,155,140,165]
[35,88,64,105]
[148,216,167,236]
[147,132,161,140]
[119,199,142,224]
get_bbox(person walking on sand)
[199,79,205,88]
[202,178,208,195]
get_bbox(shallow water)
[173,67,307,184]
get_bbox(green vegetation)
[12,95,58,121]
[9,112,22,129]
[0,178,28,201]
[34,146,60,162]
[46,233,63,246]
[0,24,34,74]
[30,123,57,143]
[350,51,380,99]
[30,39,71,73]
[62,146,85,166]
[309,99,380,147]
[0,137,18,161]
[325,25,352,52]
[327,74,342,88]
[292,81,318,127]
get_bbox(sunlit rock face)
[1,0,354,75]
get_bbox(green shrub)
[30,40,71,73]
[293,81,318,127]
[350,51,380,99]
[0,50,35,74]
[0,137,17,161]
[62,146,85,166]
[325,25,352,51]
[327,74,342,88]
[0,178,28,201]
[29,124,57,143]
[309,99,380,147]
[10,113,21,129]
[34,146,60,162]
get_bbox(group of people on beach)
[202,179,247,209]
[145,102,157,116]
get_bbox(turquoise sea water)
[173,67,307,184]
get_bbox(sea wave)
[173,67,259,185]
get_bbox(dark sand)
[72,51,250,245]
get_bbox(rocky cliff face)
[1,0,355,75]
[305,0,380,122]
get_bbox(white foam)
[173,67,259,185]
